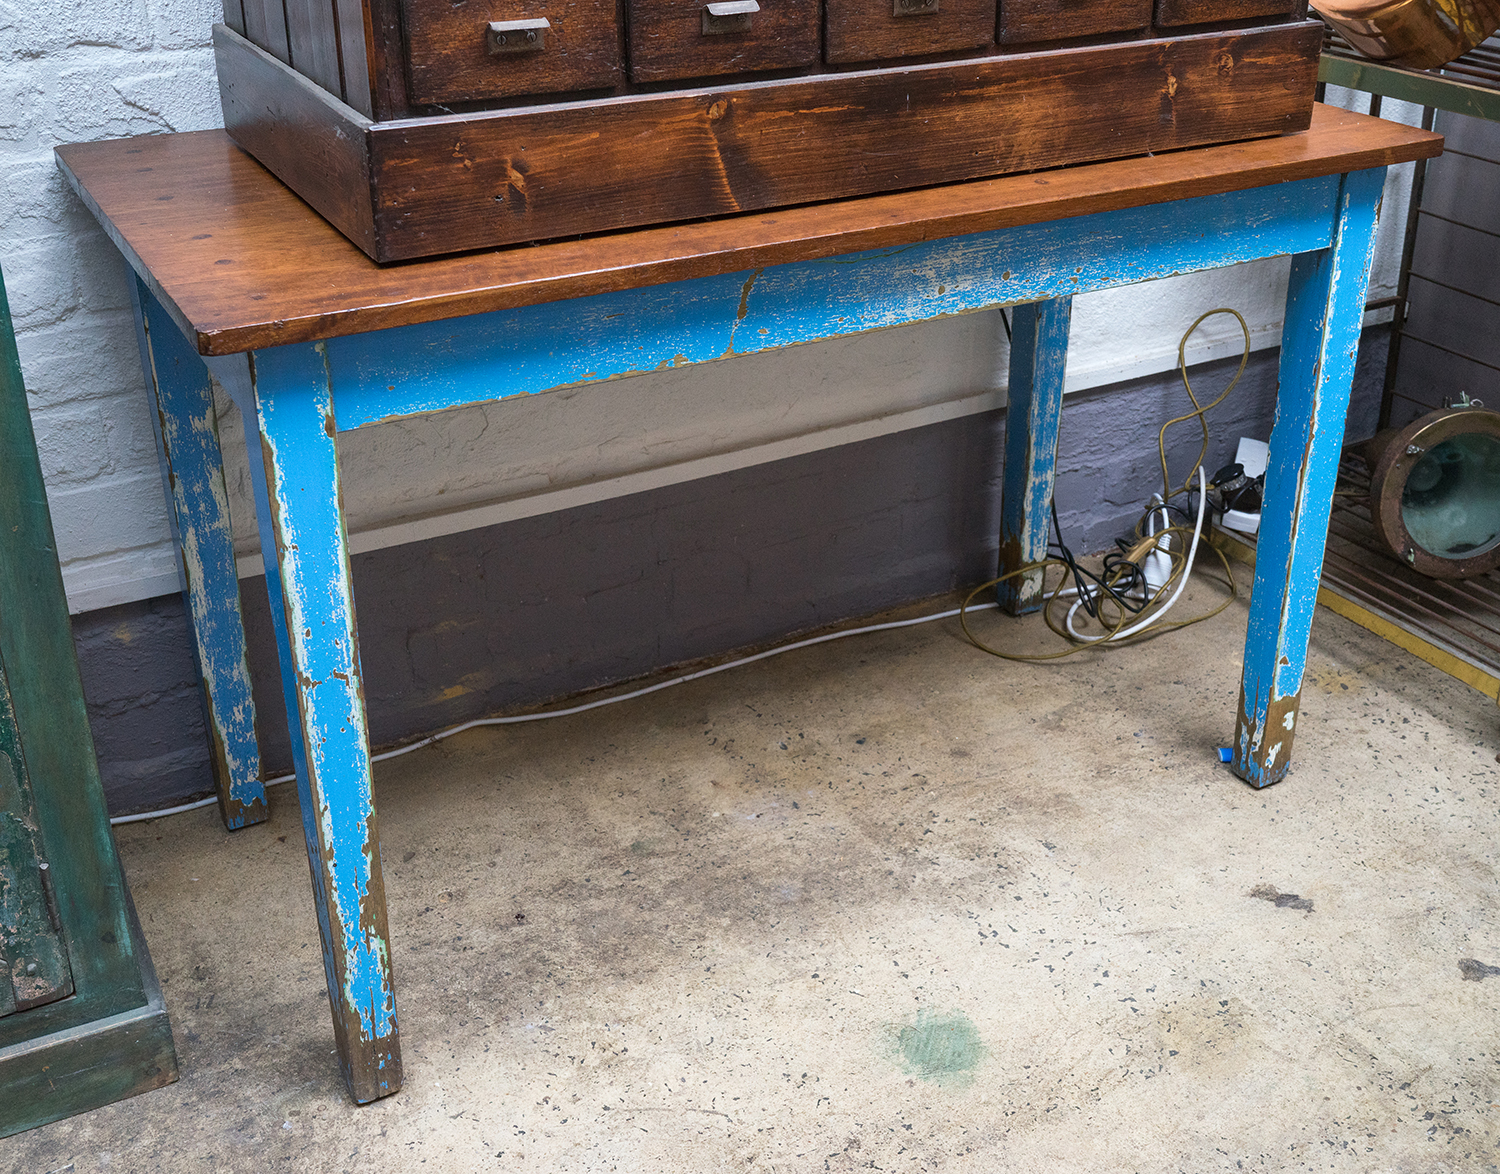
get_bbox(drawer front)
[1155,0,1301,25]
[825,0,995,64]
[628,0,820,83]
[402,0,622,105]
[999,0,1151,42]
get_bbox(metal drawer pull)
[487,18,550,54]
[703,0,759,34]
[894,0,939,13]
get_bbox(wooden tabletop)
[56,105,1441,357]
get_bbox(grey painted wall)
[75,328,1391,816]
[1390,110,1500,428]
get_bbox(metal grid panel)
[1322,455,1500,678]
[1319,29,1500,119]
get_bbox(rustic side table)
[56,105,1441,1104]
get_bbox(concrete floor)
[7,580,1500,1172]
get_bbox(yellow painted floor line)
[1207,528,1500,703]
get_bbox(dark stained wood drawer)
[1155,0,1300,24]
[999,0,1151,43]
[627,0,820,83]
[401,0,622,105]
[825,0,996,64]
[216,4,1326,262]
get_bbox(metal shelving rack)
[1319,30,1500,431]
[1319,30,1500,122]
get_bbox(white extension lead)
[1057,465,1209,644]
[108,598,1003,827]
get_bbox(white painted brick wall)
[0,1,1423,611]
[2,0,226,610]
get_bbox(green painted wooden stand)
[0,264,178,1136]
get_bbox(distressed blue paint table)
[56,105,1441,1104]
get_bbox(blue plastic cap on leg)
[1217,747,1233,763]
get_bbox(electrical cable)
[1063,486,1178,641]
[1046,497,1144,622]
[1157,307,1251,505]
[1067,466,1208,642]
[957,513,1239,662]
[958,308,1249,660]
[108,597,1003,827]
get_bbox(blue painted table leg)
[239,341,401,1103]
[128,278,264,829]
[214,354,363,1088]
[998,297,1072,614]
[1234,167,1388,787]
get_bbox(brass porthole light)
[1364,395,1500,580]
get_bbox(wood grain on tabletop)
[54,105,1442,357]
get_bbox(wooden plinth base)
[0,900,177,1138]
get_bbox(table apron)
[316,173,1350,429]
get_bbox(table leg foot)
[998,297,1072,615]
[241,340,402,1103]
[1233,166,1387,787]
[129,279,265,829]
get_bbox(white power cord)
[1058,465,1209,645]
[1060,500,1169,642]
[109,598,1002,827]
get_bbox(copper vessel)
[1315,0,1500,68]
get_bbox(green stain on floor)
[897,1010,985,1087]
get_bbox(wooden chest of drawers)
[215,0,1322,261]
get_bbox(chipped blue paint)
[228,352,341,1038]
[129,278,264,829]
[1234,166,1387,788]
[329,177,1343,429]
[243,341,400,1099]
[998,297,1072,614]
